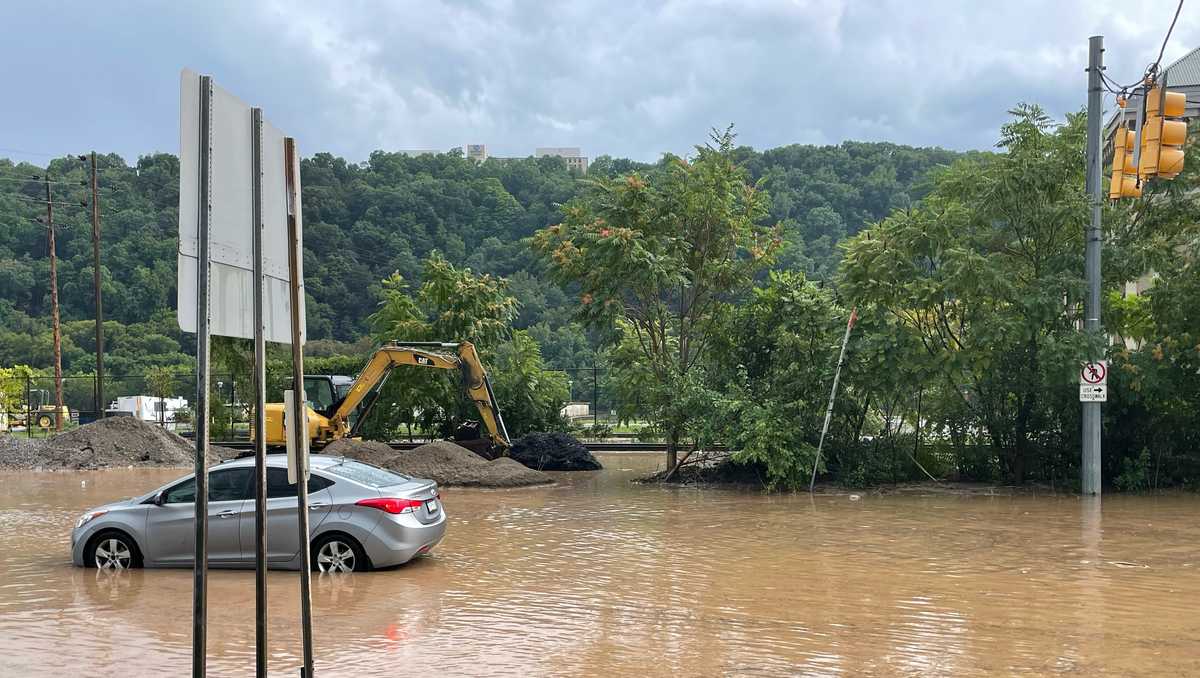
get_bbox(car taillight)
[356,497,425,514]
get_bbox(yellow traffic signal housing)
[1141,86,1187,179]
[1110,127,1141,199]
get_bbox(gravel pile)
[0,418,237,471]
[325,438,552,488]
[323,438,399,467]
[0,435,44,470]
[508,432,602,471]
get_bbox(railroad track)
[205,439,678,453]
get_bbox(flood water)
[1,453,1198,677]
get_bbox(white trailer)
[111,395,189,424]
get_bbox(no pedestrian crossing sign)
[1079,360,1107,402]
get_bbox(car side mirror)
[153,490,167,506]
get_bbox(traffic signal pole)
[1082,35,1103,496]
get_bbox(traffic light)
[1140,85,1187,179]
[1110,127,1141,199]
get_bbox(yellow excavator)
[263,341,510,456]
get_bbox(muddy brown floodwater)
[1,453,1198,677]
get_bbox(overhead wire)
[1154,0,1186,75]
[1104,0,1187,97]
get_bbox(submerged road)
[1,453,1197,676]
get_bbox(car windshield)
[322,459,412,488]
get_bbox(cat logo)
[414,355,434,366]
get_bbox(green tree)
[841,105,1091,483]
[535,127,781,468]
[490,331,569,437]
[367,253,519,440]
[0,364,35,420]
[145,365,178,427]
[705,271,850,488]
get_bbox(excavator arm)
[328,341,510,450]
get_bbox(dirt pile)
[322,438,400,467]
[324,438,552,488]
[0,435,44,470]
[508,432,602,471]
[0,417,236,470]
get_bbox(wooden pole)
[90,152,105,418]
[45,176,64,432]
[284,136,315,678]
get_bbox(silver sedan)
[71,454,446,572]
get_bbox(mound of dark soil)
[0,417,235,470]
[323,438,552,488]
[508,432,602,471]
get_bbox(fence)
[557,366,651,438]
[0,366,652,440]
[0,373,242,437]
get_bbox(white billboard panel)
[177,68,304,344]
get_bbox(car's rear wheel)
[87,531,142,570]
[313,533,366,573]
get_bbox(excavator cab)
[302,375,353,418]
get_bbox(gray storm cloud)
[0,0,1194,163]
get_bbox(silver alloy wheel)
[316,540,356,573]
[94,537,132,569]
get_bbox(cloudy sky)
[0,0,1196,165]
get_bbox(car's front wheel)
[87,531,142,570]
[312,533,367,573]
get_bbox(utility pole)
[45,176,65,432]
[1082,35,1104,496]
[89,152,105,418]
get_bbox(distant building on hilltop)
[395,143,590,171]
[536,147,588,174]
[466,144,488,162]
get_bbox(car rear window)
[322,459,411,488]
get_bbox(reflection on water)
[2,455,1199,676]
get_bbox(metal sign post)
[179,68,305,677]
[284,137,316,678]
[191,73,213,678]
[250,106,269,678]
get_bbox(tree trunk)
[666,427,679,471]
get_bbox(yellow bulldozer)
[11,389,71,430]
[263,341,510,456]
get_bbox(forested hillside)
[0,140,962,376]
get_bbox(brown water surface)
[1,453,1197,676]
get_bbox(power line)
[1154,0,1186,75]
[5,194,87,208]
[1104,0,1187,95]
[0,176,81,186]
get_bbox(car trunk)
[379,478,441,525]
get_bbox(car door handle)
[216,509,239,518]
[308,502,328,509]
